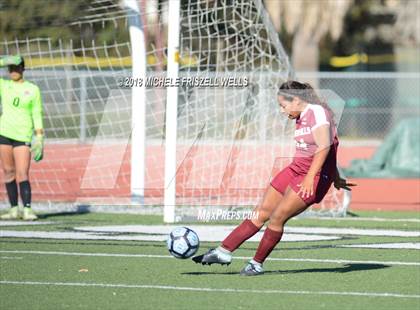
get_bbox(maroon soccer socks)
[221,219,283,265]
[221,219,260,252]
[253,227,283,263]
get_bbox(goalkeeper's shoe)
[22,207,38,221]
[192,247,232,266]
[0,206,20,220]
[240,260,264,276]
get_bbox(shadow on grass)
[182,263,390,276]
[224,240,358,252]
[37,205,91,219]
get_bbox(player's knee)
[3,167,16,180]
[267,215,285,231]
[269,211,288,228]
[254,204,274,223]
[15,170,28,182]
[268,218,285,230]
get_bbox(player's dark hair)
[278,80,335,122]
[19,57,25,69]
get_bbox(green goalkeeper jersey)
[0,78,43,142]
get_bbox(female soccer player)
[0,55,44,220]
[193,80,355,275]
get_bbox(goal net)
[0,0,350,219]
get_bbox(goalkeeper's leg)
[0,141,20,220]
[13,145,37,220]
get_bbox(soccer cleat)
[240,260,264,276]
[0,206,20,220]
[192,247,232,266]
[22,207,38,221]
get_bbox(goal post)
[125,0,147,201]
[164,0,181,223]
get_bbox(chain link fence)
[1,70,418,143]
[298,72,420,140]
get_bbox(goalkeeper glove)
[31,135,44,162]
[0,55,22,66]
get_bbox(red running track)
[0,144,418,211]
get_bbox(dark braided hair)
[278,80,335,124]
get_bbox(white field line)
[0,256,23,260]
[0,250,419,266]
[73,225,420,237]
[342,243,420,250]
[0,280,419,299]
[0,220,55,226]
[0,230,340,242]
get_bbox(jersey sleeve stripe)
[310,104,329,129]
[311,122,330,130]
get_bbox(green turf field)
[1,210,419,310]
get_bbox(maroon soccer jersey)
[271,104,339,205]
[289,104,339,177]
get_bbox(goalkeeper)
[0,55,44,220]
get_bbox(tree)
[0,0,85,44]
[264,0,352,71]
[0,0,128,58]
[393,0,420,47]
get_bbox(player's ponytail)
[278,80,335,124]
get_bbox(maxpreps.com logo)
[197,209,259,222]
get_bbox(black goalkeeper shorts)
[0,135,31,148]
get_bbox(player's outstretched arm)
[0,55,22,67]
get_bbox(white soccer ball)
[167,227,200,259]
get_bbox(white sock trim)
[217,246,232,255]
